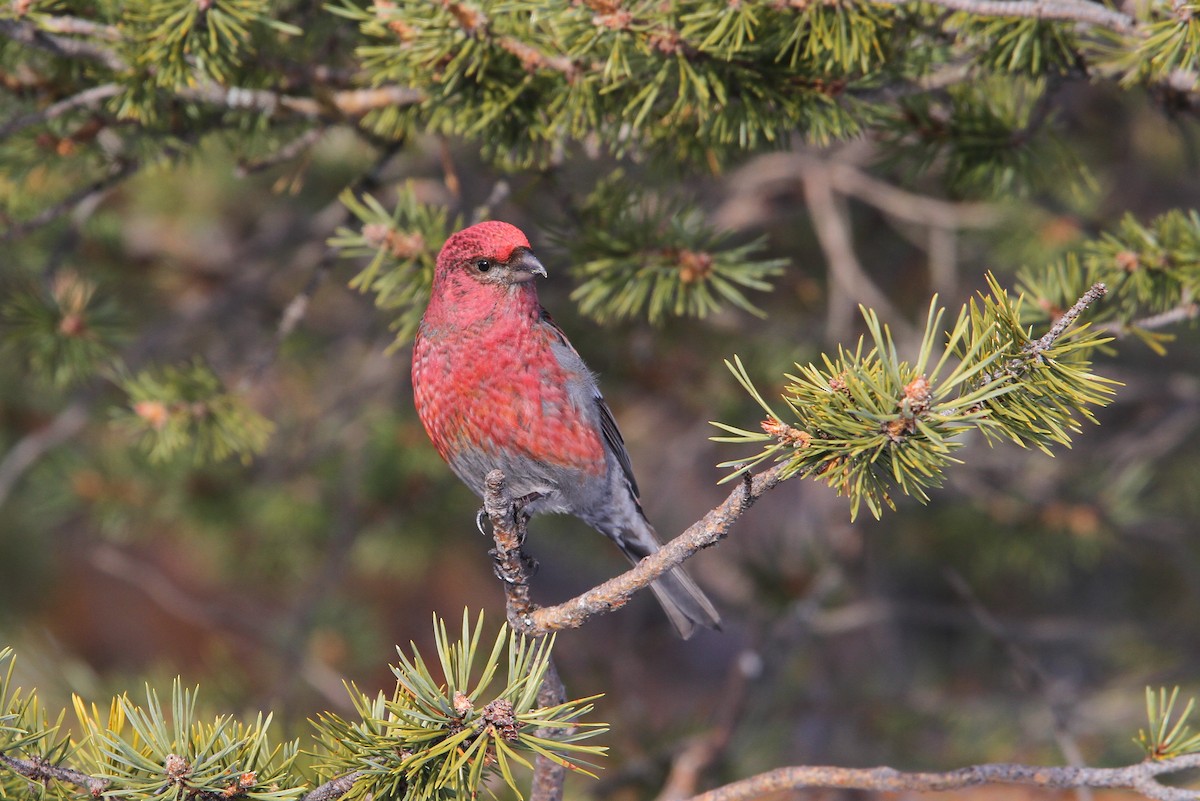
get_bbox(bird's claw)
[475,507,491,536]
[489,549,539,584]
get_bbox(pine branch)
[684,754,1200,801]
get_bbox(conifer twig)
[1027,282,1108,357]
[299,772,365,801]
[684,754,1200,801]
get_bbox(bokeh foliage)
[2,0,1200,799]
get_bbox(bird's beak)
[508,247,548,282]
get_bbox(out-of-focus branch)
[0,18,126,70]
[685,754,1200,801]
[0,83,121,141]
[1096,300,1200,336]
[0,401,89,511]
[886,0,1135,32]
[1,159,142,241]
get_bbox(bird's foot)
[489,549,539,584]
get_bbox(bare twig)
[686,755,1200,801]
[299,772,365,801]
[0,18,126,71]
[530,661,568,801]
[511,465,785,636]
[235,127,327,177]
[1,159,141,241]
[1096,301,1200,336]
[885,0,1136,32]
[0,401,89,511]
[0,83,122,141]
[0,753,109,796]
[179,83,424,120]
[798,159,915,343]
[482,471,568,801]
[1027,281,1108,357]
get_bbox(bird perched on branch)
[412,221,720,638]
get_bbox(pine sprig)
[310,611,606,801]
[1136,687,1200,760]
[72,682,303,801]
[713,276,1113,519]
[329,186,455,348]
[1,270,124,389]
[1018,210,1200,352]
[114,359,275,465]
[556,174,787,324]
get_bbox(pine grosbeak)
[412,221,720,638]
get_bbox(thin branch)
[530,660,568,801]
[0,753,109,796]
[798,159,916,343]
[299,772,365,801]
[1096,301,1200,336]
[1,159,141,242]
[0,18,126,71]
[484,470,539,627]
[1027,281,1108,357]
[685,754,1200,801]
[0,83,122,141]
[0,401,89,511]
[235,126,327,177]
[885,0,1136,32]
[508,465,784,636]
[178,83,424,120]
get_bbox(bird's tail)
[613,516,721,639]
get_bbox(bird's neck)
[422,277,541,334]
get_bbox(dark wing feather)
[538,307,641,499]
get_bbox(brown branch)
[0,753,109,796]
[499,465,784,636]
[685,755,1200,801]
[178,83,424,120]
[530,661,568,801]
[483,470,539,628]
[1027,281,1108,357]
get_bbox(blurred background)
[3,15,1200,797]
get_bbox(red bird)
[412,221,720,638]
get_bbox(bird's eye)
[474,259,492,273]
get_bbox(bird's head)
[433,221,548,293]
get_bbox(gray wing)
[539,307,641,500]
